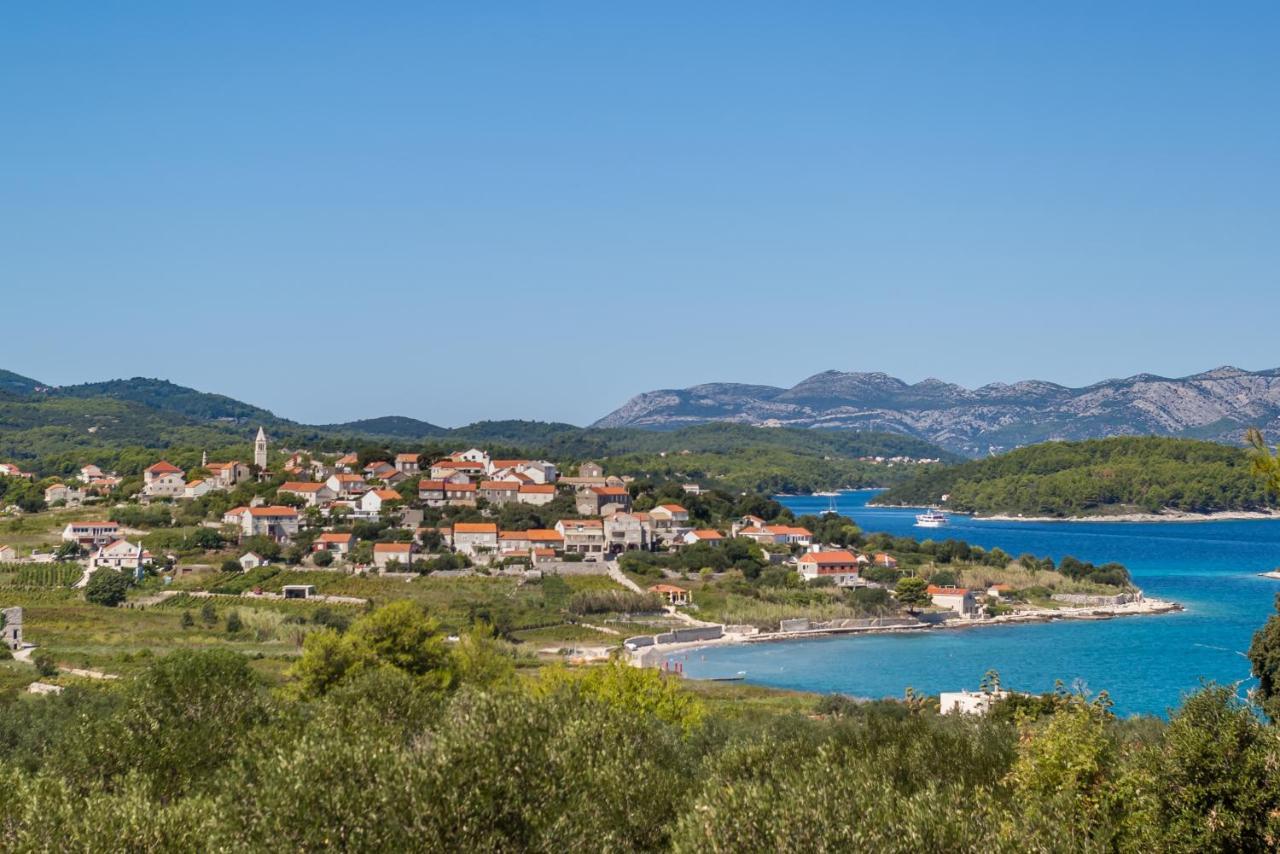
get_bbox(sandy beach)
[635,596,1183,662]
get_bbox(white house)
[649,503,690,531]
[928,586,978,616]
[222,506,300,541]
[312,532,354,558]
[326,473,369,499]
[143,461,186,498]
[682,529,725,547]
[62,521,121,548]
[90,539,151,570]
[940,689,1010,715]
[555,519,605,556]
[44,483,84,506]
[517,483,556,506]
[78,464,105,483]
[373,542,414,570]
[0,545,16,561]
[359,488,403,516]
[452,522,499,557]
[182,479,214,499]
[450,448,490,466]
[239,551,266,570]
[278,481,337,507]
[797,550,861,587]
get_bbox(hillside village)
[0,426,1155,649]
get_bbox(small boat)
[708,671,747,682]
[821,495,839,516]
[915,509,949,528]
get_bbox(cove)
[681,491,1280,717]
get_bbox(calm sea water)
[681,491,1280,717]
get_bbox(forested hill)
[0,372,954,491]
[873,437,1276,518]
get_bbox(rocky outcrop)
[594,366,1280,457]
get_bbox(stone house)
[1,606,22,650]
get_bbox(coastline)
[642,596,1184,662]
[872,502,1280,524]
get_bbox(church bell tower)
[254,427,268,469]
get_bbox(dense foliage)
[0,606,1277,850]
[876,437,1273,517]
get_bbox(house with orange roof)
[431,459,487,480]
[477,480,521,505]
[576,485,632,516]
[373,542,415,570]
[143,461,185,498]
[555,518,606,556]
[453,522,499,557]
[182,479,213,500]
[204,461,251,489]
[650,503,690,530]
[77,464,105,483]
[222,506,300,541]
[517,483,556,506]
[0,463,34,479]
[335,453,359,473]
[394,453,421,475]
[874,553,899,569]
[359,488,404,517]
[498,529,564,554]
[313,531,354,558]
[797,550,861,587]
[682,529,725,547]
[418,479,448,507]
[444,481,477,507]
[90,539,152,570]
[648,583,691,606]
[325,472,369,499]
[449,448,490,466]
[279,481,337,507]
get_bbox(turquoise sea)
[681,491,1280,717]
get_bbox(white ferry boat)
[915,509,949,528]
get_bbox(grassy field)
[0,505,110,552]
[0,559,638,683]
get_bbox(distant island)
[872,437,1278,520]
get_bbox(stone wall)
[1051,592,1135,607]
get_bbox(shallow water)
[680,491,1280,716]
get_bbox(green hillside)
[874,436,1274,517]
[0,373,955,492]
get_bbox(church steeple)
[254,427,268,469]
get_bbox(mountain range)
[592,366,1280,456]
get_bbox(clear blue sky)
[2,3,1277,427]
